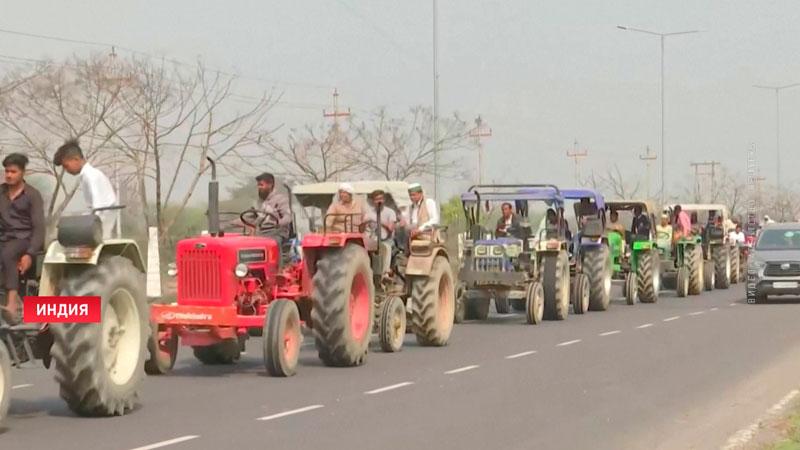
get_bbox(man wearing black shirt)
[0,154,45,324]
[630,205,651,238]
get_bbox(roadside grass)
[763,410,800,450]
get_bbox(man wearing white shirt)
[54,139,118,239]
[402,183,439,238]
[729,223,745,244]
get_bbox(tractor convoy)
[0,175,748,427]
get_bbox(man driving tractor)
[251,172,293,247]
[365,189,397,278]
[496,202,521,238]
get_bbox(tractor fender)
[39,239,146,296]
[406,248,448,276]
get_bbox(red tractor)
[148,161,453,378]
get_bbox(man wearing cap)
[326,183,365,233]
[365,189,397,278]
[402,183,439,239]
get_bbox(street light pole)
[617,26,701,206]
[753,82,800,220]
[432,0,440,205]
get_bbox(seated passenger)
[0,154,45,325]
[656,214,673,251]
[630,205,651,239]
[400,183,439,239]
[607,210,625,234]
[325,183,365,233]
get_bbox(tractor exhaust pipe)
[206,157,219,237]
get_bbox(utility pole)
[323,88,350,181]
[469,115,492,184]
[639,146,657,200]
[689,161,720,202]
[566,140,588,186]
[432,0,441,204]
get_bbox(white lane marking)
[636,323,653,329]
[12,383,33,389]
[557,339,581,347]
[444,365,479,374]
[505,350,537,359]
[130,435,200,450]
[364,382,414,394]
[599,330,621,336]
[257,404,325,421]
[720,389,800,450]
[663,316,680,322]
[710,307,719,311]
[730,303,738,306]
[689,311,704,316]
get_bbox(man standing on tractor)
[402,183,439,239]
[656,214,673,251]
[54,139,118,239]
[496,202,521,238]
[253,172,292,247]
[365,189,397,278]
[326,183,365,233]
[0,154,45,324]
[672,205,691,243]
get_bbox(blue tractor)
[458,185,571,323]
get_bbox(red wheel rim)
[437,273,453,328]
[283,310,300,362]
[349,272,370,341]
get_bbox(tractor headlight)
[234,263,249,278]
[491,245,504,256]
[167,263,177,277]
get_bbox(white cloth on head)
[80,162,117,239]
[339,183,354,194]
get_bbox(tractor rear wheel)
[686,245,703,295]
[730,246,740,284]
[572,274,590,314]
[411,255,455,347]
[50,256,149,416]
[676,267,689,297]
[713,245,731,289]
[264,299,301,377]
[584,246,612,311]
[466,297,490,321]
[378,296,406,352]
[637,249,660,303]
[543,252,570,320]
[525,282,544,324]
[624,272,638,305]
[454,283,466,324]
[145,323,177,375]
[193,339,241,365]
[704,260,715,291]
[311,243,374,367]
[0,342,9,427]
[494,294,511,314]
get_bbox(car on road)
[746,222,800,303]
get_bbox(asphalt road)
[3,284,800,450]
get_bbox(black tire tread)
[410,256,454,346]
[637,250,658,303]
[584,246,611,311]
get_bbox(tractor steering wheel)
[240,209,281,230]
[359,220,393,236]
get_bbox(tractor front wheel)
[264,299,302,377]
[525,282,544,324]
[311,243,374,367]
[637,249,660,303]
[624,272,638,305]
[50,256,149,416]
[145,323,177,375]
[687,245,703,295]
[730,246,740,284]
[703,260,715,291]
[713,245,731,289]
[676,267,689,297]
[494,293,511,314]
[572,274,590,314]
[454,283,466,324]
[378,296,406,352]
[410,256,455,347]
[0,343,10,427]
[543,252,570,320]
[584,246,612,311]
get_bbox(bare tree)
[113,58,278,240]
[0,56,132,232]
[347,106,471,181]
[264,123,358,183]
[581,165,641,200]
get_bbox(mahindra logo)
[161,311,176,320]
[781,263,791,270]
[160,311,212,321]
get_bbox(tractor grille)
[764,262,800,277]
[473,257,513,272]
[178,249,222,299]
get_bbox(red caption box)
[23,296,102,323]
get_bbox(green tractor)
[604,201,661,304]
[661,206,705,297]
[673,204,739,289]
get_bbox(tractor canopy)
[460,185,565,240]
[665,203,730,228]
[293,180,412,212]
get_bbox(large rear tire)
[543,252,570,320]
[713,245,731,289]
[686,245,703,295]
[584,246,612,311]
[0,343,10,428]
[572,274,590,314]
[378,296,406,352]
[730,246,740,284]
[50,256,149,416]
[144,323,177,375]
[525,282,544,324]
[411,255,455,347]
[637,249,660,303]
[264,299,301,377]
[311,243,374,367]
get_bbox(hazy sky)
[3,0,800,203]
